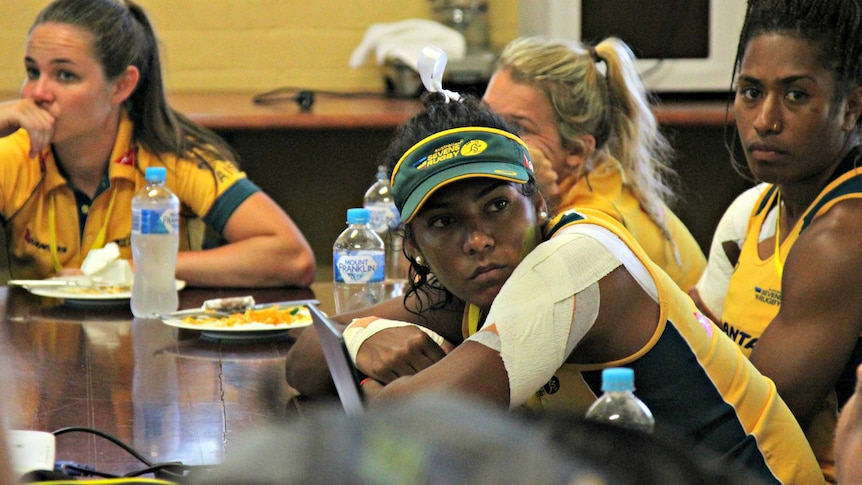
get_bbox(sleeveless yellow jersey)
[465,207,823,484]
[722,148,862,483]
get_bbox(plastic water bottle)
[585,367,655,434]
[333,208,385,314]
[363,165,407,285]
[131,167,179,318]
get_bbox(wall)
[0,1,751,283]
[0,0,518,93]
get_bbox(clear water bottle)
[585,367,655,434]
[333,208,385,314]
[131,167,179,318]
[363,165,407,285]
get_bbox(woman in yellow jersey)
[482,36,705,291]
[287,94,823,484]
[694,0,862,481]
[0,0,315,287]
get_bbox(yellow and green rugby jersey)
[722,147,862,483]
[0,113,259,279]
[464,207,823,485]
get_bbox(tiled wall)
[0,0,518,93]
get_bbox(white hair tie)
[417,45,461,103]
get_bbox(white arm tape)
[467,228,622,407]
[342,317,448,363]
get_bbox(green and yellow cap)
[391,127,534,223]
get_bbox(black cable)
[124,462,214,480]
[251,86,391,110]
[124,463,182,478]
[59,462,118,478]
[52,426,154,467]
[49,426,217,483]
[253,87,316,110]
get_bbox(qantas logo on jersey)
[114,149,135,166]
[721,322,758,350]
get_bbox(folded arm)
[284,294,462,397]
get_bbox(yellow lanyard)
[774,192,784,279]
[46,148,132,273]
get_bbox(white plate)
[25,276,187,301]
[160,305,313,334]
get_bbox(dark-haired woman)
[698,0,862,481]
[0,0,315,286]
[287,93,823,484]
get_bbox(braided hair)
[736,0,862,100]
[728,0,862,177]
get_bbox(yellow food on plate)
[63,284,131,295]
[181,305,310,328]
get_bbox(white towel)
[349,19,465,69]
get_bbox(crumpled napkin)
[349,19,466,69]
[80,242,133,285]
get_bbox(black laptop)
[307,303,365,415]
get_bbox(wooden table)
[1,284,331,478]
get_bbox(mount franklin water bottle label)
[334,250,385,284]
[132,208,179,235]
[366,202,401,233]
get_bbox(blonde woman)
[483,36,705,290]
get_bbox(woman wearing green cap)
[286,93,822,484]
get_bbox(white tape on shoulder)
[469,229,620,408]
[559,224,658,301]
[342,317,447,362]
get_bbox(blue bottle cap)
[601,367,635,392]
[347,208,370,224]
[145,166,167,182]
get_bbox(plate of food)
[160,302,313,339]
[17,276,187,304]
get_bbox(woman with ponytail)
[0,0,315,287]
[483,36,705,291]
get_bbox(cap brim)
[400,162,531,223]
